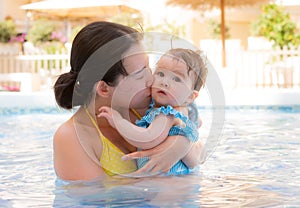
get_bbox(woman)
[53,21,204,181]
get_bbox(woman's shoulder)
[53,116,105,180]
[54,118,77,144]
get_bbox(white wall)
[0,0,6,20]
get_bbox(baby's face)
[152,55,195,107]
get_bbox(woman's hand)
[181,140,206,168]
[122,135,193,175]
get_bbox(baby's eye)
[156,71,164,77]
[173,76,181,82]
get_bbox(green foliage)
[207,19,230,39]
[40,41,66,54]
[108,11,186,38]
[108,12,143,29]
[27,19,56,44]
[70,25,83,42]
[0,20,16,43]
[27,19,67,54]
[143,19,186,38]
[251,4,300,49]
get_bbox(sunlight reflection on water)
[0,107,299,207]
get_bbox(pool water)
[0,106,299,207]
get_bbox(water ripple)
[0,109,299,207]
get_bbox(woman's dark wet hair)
[54,21,142,109]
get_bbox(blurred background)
[0,0,300,94]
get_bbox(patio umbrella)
[166,0,271,67]
[20,0,140,19]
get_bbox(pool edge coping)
[1,88,300,108]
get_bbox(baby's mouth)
[157,90,167,95]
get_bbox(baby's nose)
[160,81,169,87]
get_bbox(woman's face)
[111,44,153,110]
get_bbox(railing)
[0,53,70,74]
[0,47,300,92]
[0,53,70,91]
[205,46,300,89]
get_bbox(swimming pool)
[0,106,299,207]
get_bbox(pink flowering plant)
[28,19,68,54]
[9,33,26,43]
[50,31,67,43]
[28,19,67,44]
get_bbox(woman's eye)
[173,76,181,82]
[134,68,146,80]
[133,72,142,79]
[136,74,144,80]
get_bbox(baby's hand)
[173,118,185,127]
[173,106,188,127]
[97,106,121,129]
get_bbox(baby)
[99,48,208,175]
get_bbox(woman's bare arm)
[123,134,204,173]
[53,120,105,181]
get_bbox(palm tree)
[167,0,271,67]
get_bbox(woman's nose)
[145,72,153,87]
[146,78,153,87]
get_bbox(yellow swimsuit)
[85,107,137,176]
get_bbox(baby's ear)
[186,90,199,104]
[96,81,111,98]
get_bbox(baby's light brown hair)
[164,48,208,91]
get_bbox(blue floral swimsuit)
[136,99,199,175]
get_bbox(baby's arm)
[123,108,204,172]
[98,106,174,149]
